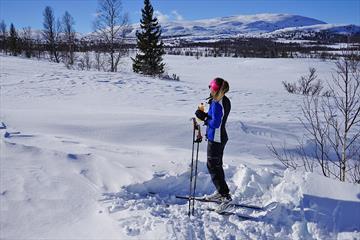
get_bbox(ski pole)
[189,118,202,216]
[192,138,199,216]
[188,118,197,216]
[192,124,202,215]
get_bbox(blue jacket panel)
[206,101,223,142]
[205,96,231,143]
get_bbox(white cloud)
[154,10,184,23]
[92,12,101,18]
[171,10,184,21]
[154,10,169,23]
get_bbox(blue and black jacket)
[205,95,231,144]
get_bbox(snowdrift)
[1,55,359,239]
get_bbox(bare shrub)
[283,67,324,96]
[272,53,360,183]
[77,52,92,70]
[161,73,180,81]
[94,51,105,71]
[282,81,297,93]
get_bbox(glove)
[195,109,207,121]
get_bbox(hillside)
[127,13,359,41]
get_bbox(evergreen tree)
[132,0,165,76]
[9,23,18,56]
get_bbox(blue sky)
[1,0,359,33]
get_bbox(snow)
[1,54,360,239]
[271,23,360,35]
[125,13,359,42]
[129,13,326,39]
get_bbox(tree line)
[165,36,360,60]
[0,0,166,77]
[0,0,131,72]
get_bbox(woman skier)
[195,77,232,207]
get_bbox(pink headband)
[209,79,220,92]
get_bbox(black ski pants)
[207,140,230,196]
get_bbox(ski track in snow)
[1,55,360,239]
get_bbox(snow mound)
[101,164,360,239]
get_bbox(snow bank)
[1,55,359,239]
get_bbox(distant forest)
[1,11,359,73]
[165,32,360,59]
[1,27,359,61]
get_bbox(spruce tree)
[132,0,165,76]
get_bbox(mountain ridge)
[127,13,359,40]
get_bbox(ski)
[206,207,259,220]
[175,195,275,211]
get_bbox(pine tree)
[132,0,165,76]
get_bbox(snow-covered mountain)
[128,13,359,40]
[25,13,358,42]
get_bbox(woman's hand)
[195,109,207,121]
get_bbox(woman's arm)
[206,103,223,128]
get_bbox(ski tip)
[264,201,278,210]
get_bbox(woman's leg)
[207,141,229,196]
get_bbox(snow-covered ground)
[1,55,359,239]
